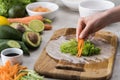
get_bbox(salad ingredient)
[33,6,50,12]
[8,15,43,24]
[0,25,22,40]
[10,23,32,33]
[77,39,84,57]
[0,39,30,55]
[0,61,43,80]
[18,70,44,80]
[0,16,9,26]
[82,40,101,56]
[60,39,78,55]
[43,18,52,24]
[8,5,26,18]
[0,61,27,80]
[0,0,36,17]
[18,41,30,56]
[28,20,44,32]
[60,39,101,56]
[44,24,52,30]
[22,32,42,48]
[0,40,21,52]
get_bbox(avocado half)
[10,22,32,33]
[22,31,42,48]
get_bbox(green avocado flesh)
[22,32,41,48]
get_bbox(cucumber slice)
[8,40,21,48]
[0,40,21,52]
[28,20,44,33]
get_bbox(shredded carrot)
[0,61,27,80]
[8,15,43,24]
[14,72,27,80]
[77,39,84,57]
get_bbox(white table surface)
[0,0,120,80]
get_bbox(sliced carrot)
[0,61,27,80]
[77,39,84,57]
[8,15,43,24]
[14,72,27,80]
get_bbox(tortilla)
[46,35,114,64]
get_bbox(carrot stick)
[0,61,27,80]
[14,72,27,80]
[8,15,43,24]
[77,39,84,57]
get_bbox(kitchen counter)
[0,0,120,80]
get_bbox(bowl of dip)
[1,48,23,65]
[26,2,59,19]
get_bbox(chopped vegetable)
[82,40,101,56]
[60,39,101,56]
[0,61,43,80]
[0,61,27,80]
[60,39,78,55]
[18,70,44,80]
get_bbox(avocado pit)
[28,32,38,44]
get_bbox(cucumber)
[0,40,21,52]
[0,25,22,40]
[0,39,30,55]
[18,41,30,56]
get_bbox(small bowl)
[1,48,23,65]
[79,0,115,17]
[26,2,59,19]
[61,0,81,11]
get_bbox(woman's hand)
[76,5,120,39]
[76,12,111,39]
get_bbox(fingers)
[79,23,92,39]
[76,18,85,40]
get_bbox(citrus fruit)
[0,16,10,26]
[28,20,44,32]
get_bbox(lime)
[28,20,44,32]
[0,16,10,26]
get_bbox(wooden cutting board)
[34,28,118,80]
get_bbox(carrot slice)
[77,39,84,57]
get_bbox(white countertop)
[0,0,120,80]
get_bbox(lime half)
[28,20,44,32]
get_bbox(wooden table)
[0,0,120,80]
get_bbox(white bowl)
[61,0,81,11]
[1,48,23,65]
[79,0,115,17]
[26,2,59,19]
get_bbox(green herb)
[60,39,101,56]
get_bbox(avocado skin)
[0,25,22,40]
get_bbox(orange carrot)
[44,24,52,30]
[14,72,27,80]
[77,39,84,57]
[0,61,27,80]
[8,15,43,24]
